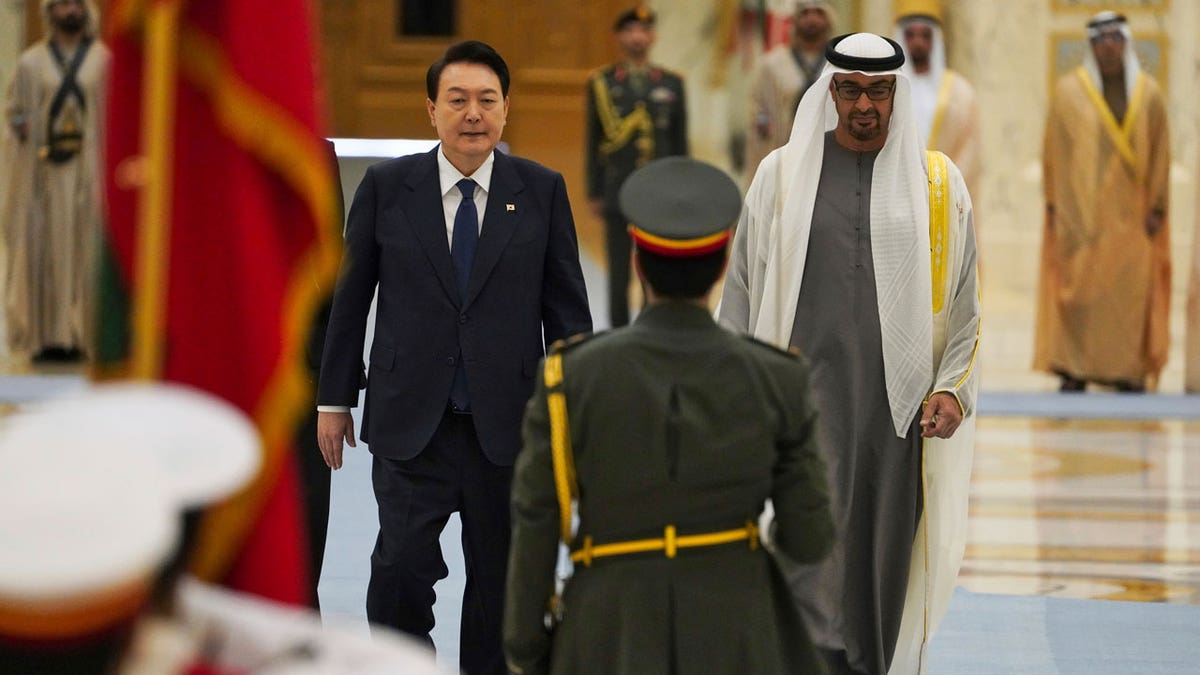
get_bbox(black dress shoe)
[60,347,84,362]
[31,347,64,363]
[1058,374,1086,392]
[31,346,84,363]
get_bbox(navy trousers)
[366,409,513,675]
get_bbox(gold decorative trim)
[926,150,949,316]
[970,505,1194,523]
[965,544,1200,565]
[591,75,654,163]
[544,354,577,544]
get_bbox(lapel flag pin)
[506,203,516,212]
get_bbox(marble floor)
[963,417,1200,605]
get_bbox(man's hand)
[920,392,963,439]
[1145,211,1164,237]
[317,411,356,470]
[588,198,605,219]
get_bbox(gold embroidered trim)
[927,150,950,316]
[591,75,654,164]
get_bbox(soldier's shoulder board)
[589,64,616,81]
[739,335,803,360]
[548,330,609,356]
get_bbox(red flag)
[102,0,341,605]
[763,0,795,51]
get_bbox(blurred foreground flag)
[100,0,341,605]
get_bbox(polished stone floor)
[964,416,1200,605]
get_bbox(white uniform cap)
[0,440,177,639]
[3,383,262,510]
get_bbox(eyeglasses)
[834,82,895,101]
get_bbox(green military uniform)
[585,59,688,327]
[504,158,834,675]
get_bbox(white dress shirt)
[317,146,495,414]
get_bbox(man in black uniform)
[504,157,834,675]
[585,6,688,328]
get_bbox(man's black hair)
[426,40,511,100]
[636,246,727,300]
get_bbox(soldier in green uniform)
[585,6,689,328]
[503,157,834,675]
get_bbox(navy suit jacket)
[317,147,592,466]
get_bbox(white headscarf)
[766,32,933,438]
[895,15,946,145]
[1082,10,1140,96]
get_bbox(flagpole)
[132,0,183,379]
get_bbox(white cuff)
[317,405,351,413]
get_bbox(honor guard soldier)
[504,158,834,675]
[585,6,689,328]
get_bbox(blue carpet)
[0,373,86,403]
[978,392,1200,420]
[931,588,1200,674]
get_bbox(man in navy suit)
[315,41,592,675]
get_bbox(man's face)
[830,73,895,144]
[902,22,934,68]
[1091,31,1126,78]
[426,62,509,169]
[616,23,655,61]
[793,8,831,43]
[49,0,87,34]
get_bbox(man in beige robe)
[0,0,109,362]
[894,0,980,204]
[1036,11,1170,392]
[1186,193,1200,393]
[742,1,834,182]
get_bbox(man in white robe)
[894,0,981,207]
[719,32,979,675]
[0,0,109,362]
[743,1,835,182]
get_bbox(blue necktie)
[449,178,477,411]
[451,178,478,302]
